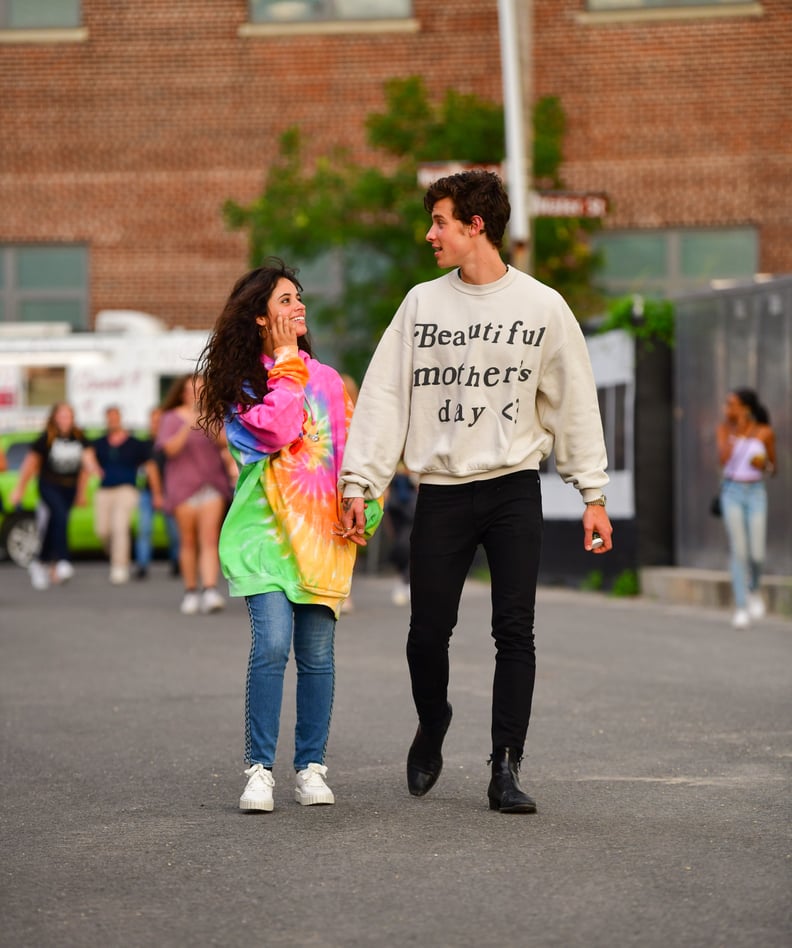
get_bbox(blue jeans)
[407,471,543,755]
[721,479,767,609]
[244,591,336,770]
[135,488,180,568]
[37,480,77,563]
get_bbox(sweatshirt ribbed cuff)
[273,345,299,361]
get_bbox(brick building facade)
[1,0,790,330]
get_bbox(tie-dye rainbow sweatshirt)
[219,347,381,618]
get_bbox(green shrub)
[610,569,640,597]
[580,569,604,592]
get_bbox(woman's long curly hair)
[196,259,313,435]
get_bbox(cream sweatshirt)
[339,266,608,502]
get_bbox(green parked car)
[0,431,171,567]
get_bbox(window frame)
[587,0,749,9]
[248,0,413,23]
[0,244,89,329]
[0,0,82,29]
[242,0,418,35]
[578,1,762,24]
[592,226,759,297]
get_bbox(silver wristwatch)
[585,495,607,507]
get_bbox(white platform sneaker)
[747,592,766,621]
[294,763,335,806]
[239,763,274,812]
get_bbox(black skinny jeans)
[407,470,542,755]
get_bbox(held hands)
[333,496,367,546]
[583,504,613,553]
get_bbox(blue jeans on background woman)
[37,480,77,563]
[721,478,767,611]
[135,486,180,576]
[244,591,336,770]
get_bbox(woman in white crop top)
[715,388,776,628]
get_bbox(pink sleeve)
[236,352,310,453]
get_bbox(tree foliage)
[598,295,675,348]
[224,78,604,377]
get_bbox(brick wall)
[535,0,792,274]
[1,0,790,329]
[0,0,503,329]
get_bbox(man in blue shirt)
[92,406,162,585]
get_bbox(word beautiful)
[412,319,547,428]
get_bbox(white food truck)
[0,311,209,434]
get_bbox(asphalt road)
[1,562,790,948]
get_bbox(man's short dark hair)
[423,170,511,249]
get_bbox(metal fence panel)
[674,277,792,573]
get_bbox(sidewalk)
[641,566,792,618]
[1,564,790,947]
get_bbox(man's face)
[106,408,122,432]
[425,197,472,270]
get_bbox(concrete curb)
[640,567,792,619]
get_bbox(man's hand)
[583,504,613,553]
[333,496,367,546]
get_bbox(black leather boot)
[487,747,537,813]
[406,703,453,797]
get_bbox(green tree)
[224,78,603,377]
[531,96,604,317]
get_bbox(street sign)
[417,162,501,188]
[416,164,608,219]
[530,191,608,218]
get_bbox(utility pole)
[498,0,533,274]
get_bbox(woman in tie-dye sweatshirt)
[197,261,381,813]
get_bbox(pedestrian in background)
[92,405,161,585]
[135,406,180,580]
[157,374,235,616]
[197,260,381,813]
[9,402,98,590]
[384,464,417,606]
[716,388,777,629]
[339,170,612,814]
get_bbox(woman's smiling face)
[265,278,307,337]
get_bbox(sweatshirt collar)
[449,265,515,296]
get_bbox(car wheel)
[1,511,40,567]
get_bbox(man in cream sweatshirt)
[339,170,612,813]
